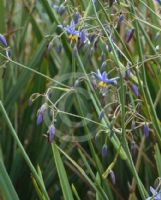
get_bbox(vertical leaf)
[51,143,74,200]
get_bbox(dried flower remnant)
[0,34,7,47]
[143,123,149,138]
[48,125,55,143]
[131,120,136,132]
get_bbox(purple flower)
[102,144,107,157]
[0,34,7,46]
[143,123,149,138]
[48,125,55,143]
[59,20,79,37]
[95,69,119,85]
[59,20,88,44]
[146,187,161,200]
[131,84,139,97]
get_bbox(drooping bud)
[79,30,86,43]
[36,112,43,125]
[0,34,7,46]
[36,104,47,125]
[109,170,116,184]
[91,75,97,89]
[126,28,135,43]
[74,79,80,88]
[48,125,55,143]
[52,4,66,15]
[48,41,53,51]
[73,12,80,24]
[102,144,107,157]
[56,44,62,54]
[57,5,66,15]
[125,68,131,79]
[131,140,137,156]
[131,84,139,97]
[101,62,107,72]
[99,110,105,120]
[143,123,149,138]
[117,13,124,27]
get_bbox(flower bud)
[36,104,47,125]
[126,28,135,43]
[79,30,86,43]
[131,140,137,156]
[117,13,124,26]
[73,12,80,24]
[143,123,149,138]
[131,84,139,97]
[48,125,55,143]
[36,113,43,125]
[101,62,107,72]
[109,170,116,184]
[102,144,107,157]
[0,34,7,46]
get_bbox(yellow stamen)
[68,34,78,42]
[98,81,107,88]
